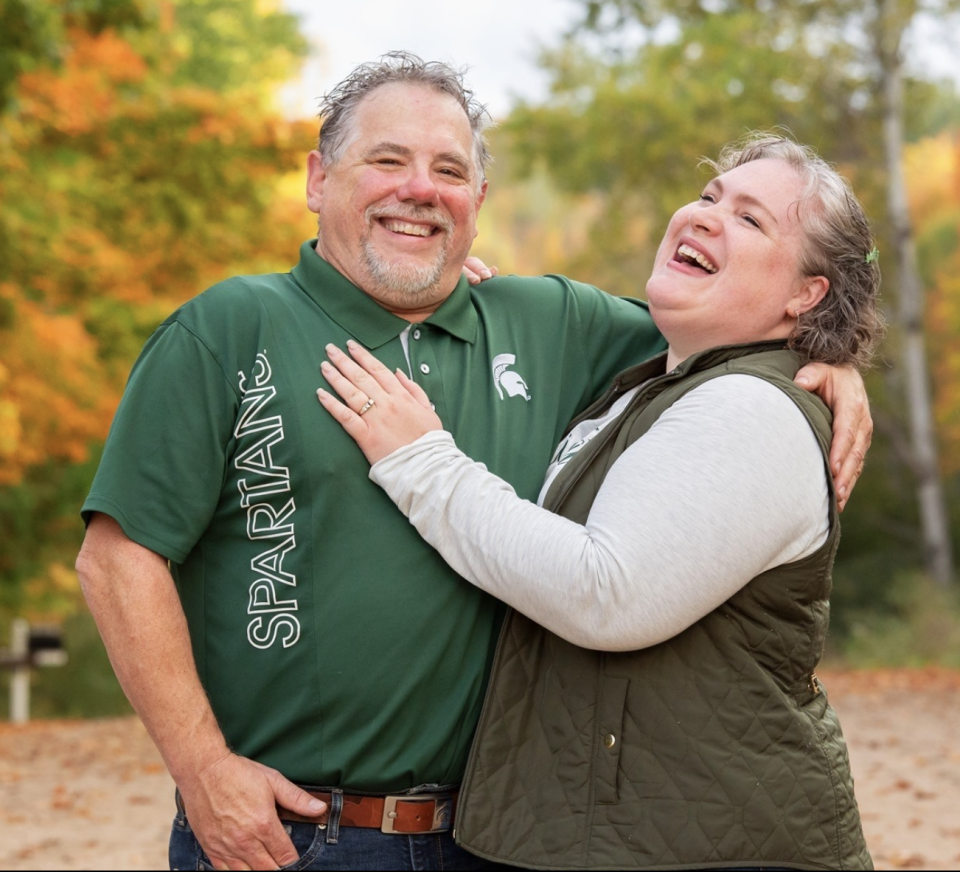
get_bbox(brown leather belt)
[280,791,457,834]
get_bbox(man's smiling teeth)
[382,218,435,237]
[677,243,718,273]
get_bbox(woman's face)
[645,157,827,364]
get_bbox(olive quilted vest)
[455,341,872,871]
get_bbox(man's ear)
[793,275,829,317]
[306,150,326,215]
[472,179,489,240]
[477,178,489,210]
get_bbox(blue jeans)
[168,793,510,871]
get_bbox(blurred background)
[1,0,959,720]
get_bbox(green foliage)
[904,77,960,142]
[501,6,890,296]
[830,571,960,667]
[82,297,170,372]
[0,0,62,109]
[0,611,133,719]
[157,0,308,95]
[506,0,960,298]
[0,451,101,617]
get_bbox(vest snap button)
[604,733,616,749]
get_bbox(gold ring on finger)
[358,398,376,416]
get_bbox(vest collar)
[612,339,794,391]
[567,339,798,436]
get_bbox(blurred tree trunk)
[877,0,954,585]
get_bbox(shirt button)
[413,329,422,340]
[420,363,430,375]
[430,403,436,411]
[603,733,617,749]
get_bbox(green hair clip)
[865,246,879,264]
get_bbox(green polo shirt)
[82,240,665,790]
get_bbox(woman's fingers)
[462,256,498,284]
[316,387,367,440]
[318,343,444,465]
[324,340,405,398]
[396,369,434,411]
[343,340,402,392]
[319,358,374,414]
[323,342,384,396]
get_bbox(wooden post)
[9,618,30,724]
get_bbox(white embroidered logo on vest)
[492,353,531,401]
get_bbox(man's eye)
[439,167,464,178]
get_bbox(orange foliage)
[914,134,960,474]
[0,284,118,486]
[17,30,147,137]
[0,24,316,488]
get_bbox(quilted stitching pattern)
[455,348,871,870]
[460,603,871,869]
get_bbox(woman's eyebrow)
[709,178,779,226]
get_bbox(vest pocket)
[595,676,629,804]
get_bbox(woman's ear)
[791,276,829,318]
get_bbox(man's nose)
[396,166,439,205]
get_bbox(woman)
[316,132,881,870]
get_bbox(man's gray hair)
[318,51,492,186]
[703,131,884,370]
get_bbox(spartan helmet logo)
[492,353,531,401]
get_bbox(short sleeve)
[81,320,239,563]
[560,281,667,403]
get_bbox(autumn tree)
[502,0,960,586]
[0,0,315,615]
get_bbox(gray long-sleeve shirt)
[370,373,829,652]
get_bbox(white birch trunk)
[879,0,954,586]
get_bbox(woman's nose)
[693,204,725,233]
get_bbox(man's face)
[306,82,487,318]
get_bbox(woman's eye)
[743,214,761,228]
[699,193,715,204]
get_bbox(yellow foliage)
[22,562,85,623]
[0,286,118,486]
[903,134,956,221]
[907,134,960,473]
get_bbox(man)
[77,52,871,871]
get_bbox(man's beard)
[360,205,453,301]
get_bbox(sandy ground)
[1,668,959,871]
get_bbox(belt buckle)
[380,794,453,834]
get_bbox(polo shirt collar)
[291,240,479,349]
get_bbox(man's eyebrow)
[708,178,779,225]
[435,151,472,174]
[363,141,412,159]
